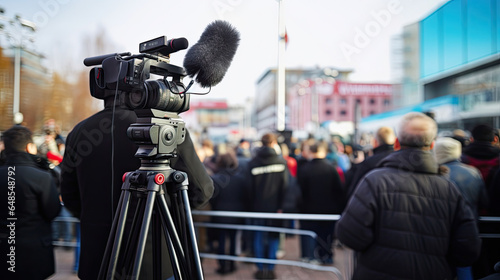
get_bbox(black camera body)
[85,37,192,159]
[86,36,190,114]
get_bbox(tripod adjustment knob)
[172,171,185,183]
[154,173,166,185]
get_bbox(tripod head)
[127,108,186,163]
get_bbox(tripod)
[98,109,204,280]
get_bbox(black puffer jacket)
[336,149,481,280]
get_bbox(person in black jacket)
[297,140,344,264]
[246,133,289,280]
[60,97,214,280]
[345,126,395,200]
[210,147,246,275]
[336,112,481,280]
[0,125,61,280]
[461,124,500,278]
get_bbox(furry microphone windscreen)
[183,20,240,88]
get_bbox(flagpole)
[276,0,286,132]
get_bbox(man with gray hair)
[336,112,481,280]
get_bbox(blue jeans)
[253,231,279,271]
[52,206,73,242]
[456,266,473,280]
[74,223,81,272]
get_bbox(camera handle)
[98,165,203,280]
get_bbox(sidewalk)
[50,236,353,280]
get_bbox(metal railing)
[192,210,348,280]
[51,212,500,279]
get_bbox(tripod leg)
[180,189,204,280]
[98,187,125,279]
[120,195,147,277]
[152,209,162,279]
[168,171,204,280]
[131,191,156,278]
[157,193,188,279]
[171,193,191,274]
[170,193,185,242]
[99,187,132,280]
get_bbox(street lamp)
[0,10,37,125]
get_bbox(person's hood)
[378,148,440,175]
[463,141,500,160]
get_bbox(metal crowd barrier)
[192,210,347,280]
[50,212,500,279]
[478,216,500,238]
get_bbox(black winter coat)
[297,158,345,214]
[336,149,481,280]
[210,168,247,224]
[0,152,61,280]
[60,107,214,280]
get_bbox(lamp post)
[276,0,286,132]
[0,11,37,125]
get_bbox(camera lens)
[128,85,147,108]
[124,79,190,113]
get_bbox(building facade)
[182,99,254,143]
[0,47,50,131]
[376,0,500,133]
[254,67,352,132]
[420,0,500,129]
[288,80,393,135]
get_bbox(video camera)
[84,36,194,158]
[83,21,240,279]
[84,36,191,113]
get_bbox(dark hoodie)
[462,141,500,186]
[463,141,500,160]
[336,149,481,280]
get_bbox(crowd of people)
[0,110,499,279]
[198,113,500,280]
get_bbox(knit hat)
[434,137,461,164]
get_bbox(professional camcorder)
[84,36,191,113]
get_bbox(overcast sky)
[1,0,448,105]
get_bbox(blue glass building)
[362,0,500,132]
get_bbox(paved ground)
[49,236,354,280]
